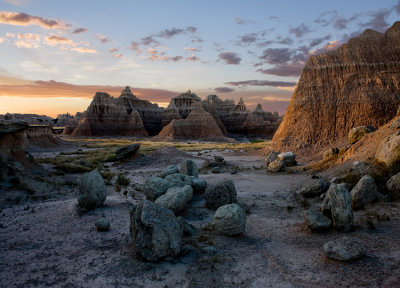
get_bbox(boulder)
[115,144,140,161]
[277,152,297,166]
[180,159,198,177]
[191,177,207,193]
[214,155,224,162]
[271,23,400,152]
[165,173,193,187]
[211,203,246,236]
[178,217,199,236]
[386,172,400,200]
[265,150,280,165]
[155,185,193,214]
[267,159,285,173]
[304,210,332,231]
[323,237,366,261]
[211,166,222,173]
[78,169,107,209]
[95,217,110,231]
[348,126,375,144]
[300,178,329,197]
[350,175,378,209]
[205,179,237,210]
[143,176,173,201]
[375,132,400,168]
[130,200,183,261]
[323,147,339,161]
[158,164,179,178]
[321,183,353,232]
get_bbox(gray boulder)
[212,203,246,236]
[351,175,378,209]
[321,183,354,232]
[277,152,296,166]
[155,185,193,214]
[348,126,375,144]
[165,173,193,187]
[323,237,366,261]
[267,159,285,173]
[304,210,332,231]
[205,179,237,210]
[375,132,400,168]
[300,178,329,197]
[130,200,183,262]
[78,169,107,209]
[191,177,207,193]
[115,144,140,161]
[214,155,224,163]
[180,160,198,177]
[265,150,280,165]
[143,176,172,201]
[387,172,400,200]
[158,164,179,178]
[95,217,110,231]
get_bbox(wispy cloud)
[257,62,305,77]
[214,87,234,93]
[129,41,142,54]
[72,27,88,34]
[226,80,296,87]
[289,23,311,38]
[310,40,341,55]
[186,55,199,62]
[44,34,75,47]
[0,11,68,30]
[95,33,111,43]
[113,53,123,59]
[218,51,241,65]
[15,32,40,48]
[4,0,31,7]
[141,36,160,46]
[109,47,118,53]
[70,47,96,54]
[184,47,200,51]
[233,17,255,25]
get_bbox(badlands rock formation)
[272,22,400,152]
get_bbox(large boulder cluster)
[130,159,246,261]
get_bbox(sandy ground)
[1,145,400,287]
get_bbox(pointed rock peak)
[359,28,383,39]
[254,103,263,111]
[238,97,244,105]
[177,89,202,101]
[120,86,136,98]
[167,99,178,109]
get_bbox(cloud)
[0,11,68,30]
[141,36,160,46]
[72,27,88,34]
[156,27,185,39]
[129,41,142,54]
[0,37,4,43]
[44,34,75,47]
[109,47,118,53]
[4,0,31,6]
[310,40,341,55]
[113,53,123,59]
[186,55,199,62]
[95,33,111,43]
[184,47,200,51]
[186,26,197,33]
[226,80,297,87]
[70,47,96,54]
[259,48,292,65]
[15,32,40,48]
[236,33,258,45]
[170,56,183,62]
[361,9,391,32]
[395,0,400,14]
[219,51,241,65]
[214,87,235,93]
[233,17,255,25]
[257,62,305,77]
[289,23,311,38]
[309,35,331,47]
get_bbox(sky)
[0,0,399,117]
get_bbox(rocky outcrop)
[272,22,400,152]
[25,125,61,148]
[0,122,29,167]
[155,103,232,142]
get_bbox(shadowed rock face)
[272,22,400,152]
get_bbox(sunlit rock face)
[272,22,400,152]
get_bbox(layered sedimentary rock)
[272,22,400,152]
[0,122,29,167]
[156,103,230,141]
[25,125,61,147]
[0,113,54,125]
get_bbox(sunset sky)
[0,0,399,117]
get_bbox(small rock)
[205,179,237,210]
[155,185,193,214]
[115,144,140,160]
[78,169,107,209]
[143,176,172,201]
[158,164,179,178]
[277,152,297,166]
[267,159,285,173]
[304,210,332,231]
[212,203,246,236]
[211,167,222,173]
[348,126,375,144]
[323,237,366,261]
[180,160,198,177]
[300,178,329,197]
[95,217,110,231]
[165,173,193,187]
[387,172,400,200]
[191,177,207,193]
[351,175,378,209]
[265,150,280,165]
[214,155,224,163]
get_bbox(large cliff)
[272,22,400,152]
